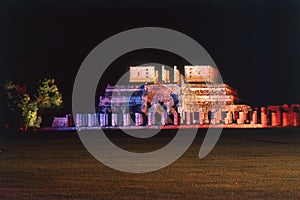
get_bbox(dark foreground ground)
[0,128,299,199]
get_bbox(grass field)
[0,128,299,199]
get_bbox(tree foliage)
[36,78,63,111]
[0,78,62,130]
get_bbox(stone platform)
[39,124,293,131]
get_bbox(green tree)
[36,77,63,111]
[35,77,63,127]
[0,77,63,130]
[22,100,42,129]
[0,81,38,130]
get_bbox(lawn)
[0,128,299,199]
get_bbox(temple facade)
[72,65,300,128]
[97,65,251,126]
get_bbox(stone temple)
[97,65,250,126]
[71,65,300,128]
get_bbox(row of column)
[75,108,300,127]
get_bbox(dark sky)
[1,0,300,113]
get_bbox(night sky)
[1,0,300,114]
